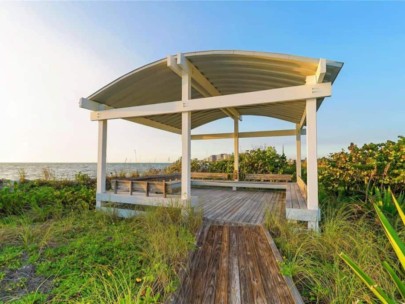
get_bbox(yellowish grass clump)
[265,203,398,303]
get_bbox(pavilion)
[79,50,343,229]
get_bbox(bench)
[244,173,292,183]
[191,172,229,180]
[128,173,180,182]
[111,179,180,197]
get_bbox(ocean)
[0,163,170,181]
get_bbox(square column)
[233,118,239,191]
[295,123,301,179]
[181,69,191,202]
[181,112,191,201]
[96,120,107,209]
[233,118,239,181]
[306,98,319,230]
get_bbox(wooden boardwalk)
[174,224,301,304]
[192,188,285,225]
[172,188,303,304]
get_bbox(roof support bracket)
[167,53,242,121]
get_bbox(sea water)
[0,163,170,181]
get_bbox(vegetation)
[319,136,404,197]
[0,175,202,303]
[1,137,403,303]
[340,191,405,303]
[0,177,96,219]
[165,146,293,179]
[265,195,402,303]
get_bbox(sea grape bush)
[165,146,292,178]
[319,137,404,197]
[0,179,96,218]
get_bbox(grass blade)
[391,191,405,226]
[382,261,405,299]
[374,204,405,270]
[339,252,396,304]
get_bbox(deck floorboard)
[192,188,285,225]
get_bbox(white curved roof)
[88,50,343,131]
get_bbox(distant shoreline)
[0,163,171,181]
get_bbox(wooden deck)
[193,188,285,225]
[103,181,313,222]
[173,223,302,304]
[101,187,305,303]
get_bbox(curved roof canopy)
[86,50,343,132]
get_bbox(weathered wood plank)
[201,226,223,304]
[214,225,229,304]
[245,173,292,182]
[176,223,302,303]
[192,172,229,180]
[243,226,268,303]
[236,226,253,303]
[228,226,241,304]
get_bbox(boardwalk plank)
[228,227,241,304]
[214,225,229,304]
[175,222,301,304]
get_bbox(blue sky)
[1,2,404,162]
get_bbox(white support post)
[295,123,302,179]
[96,120,107,209]
[233,118,239,190]
[181,69,191,203]
[306,98,319,230]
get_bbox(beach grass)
[265,198,401,303]
[0,203,202,303]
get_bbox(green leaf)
[374,204,405,271]
[382,261,405,299]
[339,252,396,304]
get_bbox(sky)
[0,2,404,163]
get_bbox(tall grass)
[265,200,399,303]
[0,203,202,303]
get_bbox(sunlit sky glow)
[1,2,404,163]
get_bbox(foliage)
[265,198,399,303]
[340,191,405,303]
[370,187,405,219]
[0,204,201,303]
[319,136,405,197]
[0,179,96,219]
[165,146,292,178]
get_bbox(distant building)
[204,153,231,162]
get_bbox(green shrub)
[165,146,292,177]
[319,136,404,197]
[0,181,96,219]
